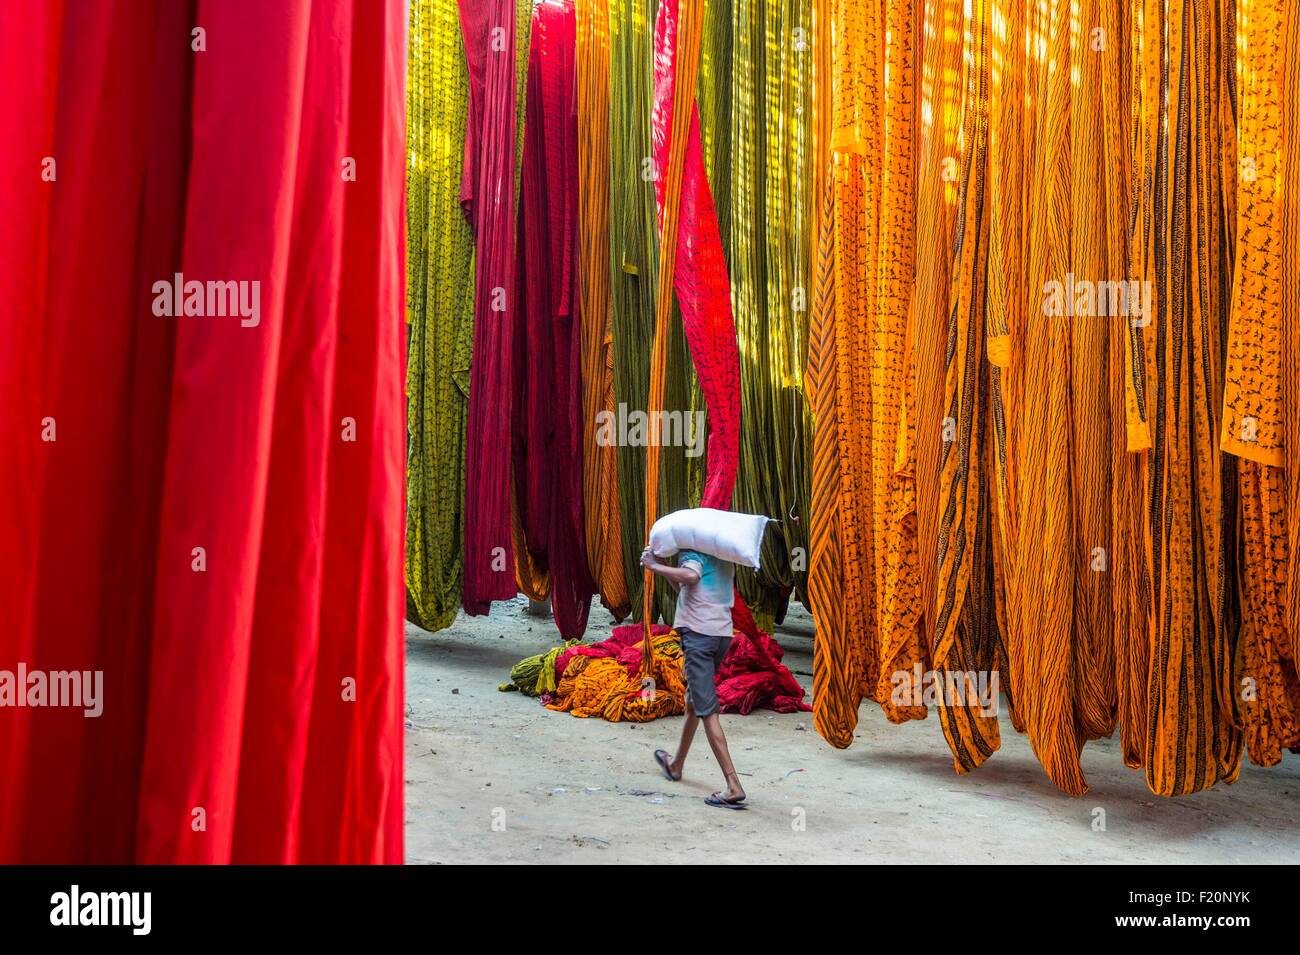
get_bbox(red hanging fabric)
[650,0,740,514]
[0,0,405,864]
[513,0,594,638]
[651,0,765,636]
[460,0,525,614]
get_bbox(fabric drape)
[460,0,532,615]
[1225,0,1300,767]
[806,0,1293,797]
[0,0,405,863]
[513,0,596,638]
[809,0,930,748]
[576,0,631,621]
[406,0,476,633]
[609,0,698,625]
[727,0,815,626]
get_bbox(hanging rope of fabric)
[609,0,694,626]
[1226,0,1300,767]
[728,0,815,628]
[460,0,532,616]
[405,0,476,633]
[809,0,930,748]
[576,0,631,622]
[642,0,708,670]
[511,0,595,638]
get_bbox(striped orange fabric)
[575,0,630,621]
[810,0,930,748]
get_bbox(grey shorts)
[679,628,732,717]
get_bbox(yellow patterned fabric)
[405,0,475,633]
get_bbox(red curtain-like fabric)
[650,0,740,514]
[460,0,525,614]
[513,0,595,638]
[0,0,405,864]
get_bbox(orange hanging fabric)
[575,0,631,621]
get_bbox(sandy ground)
[404,597,1300,864]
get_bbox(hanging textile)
[461,0,532,615]
[728,0,815,626]
[608,0,696,623]
[406,0,476,633]
[809,0,930,748]
[576,0,631,621]
[649,0,740,517]
[545,0,807,718]
[1126,0,1243,796]
[930,0,1005,778]
[806,0,1288,798]
[512,0,596,638]
[1226,0,1300,767]
[0,0,406,862]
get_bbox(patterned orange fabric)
[1226,0,1300,767]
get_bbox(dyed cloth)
[649,0,739,515]
[1224,3,1300,767]
[0,0,405,862]
[460,0,531,614]
[533,623,810,719]
[725,0,814,623]
[806,0,1268,798]
[405,0,476,633]
[575,0,630,620]
[607,0,696,623]
[1125,0,1242,796]
[500,641,580,697]
[512,0,595,638]
[809,0,929,751]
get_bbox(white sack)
[648,508,770,569]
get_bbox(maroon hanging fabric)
[460,0,524,613]
[513,0,594,638]
[0,0,405,864]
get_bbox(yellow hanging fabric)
[405,0,476,633]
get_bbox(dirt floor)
[404,597,1300,864]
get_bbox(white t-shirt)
[673,549,735,637]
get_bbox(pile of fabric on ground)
[501,613,811,721]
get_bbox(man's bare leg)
[666,703,699,780]
[701,714,745,801]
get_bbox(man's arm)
[639,548,701,591]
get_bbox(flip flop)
[705,792,748,810]
[654,749,679,782]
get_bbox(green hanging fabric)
[609,0,696,624]
[727,0,814,626]
[405,0,475,632]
